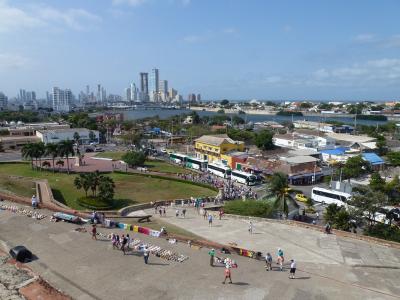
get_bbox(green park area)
[95,151,192,173]
[0,163,217,210]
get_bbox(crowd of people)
[177,172,258,201]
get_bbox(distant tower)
[140,73,149,101]
[86,85,90,96]
[149,68,159,102]
[97,84,101,102]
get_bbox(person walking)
[222,265,233,284]
[265,252,273,271]
[277,248,284,271]
[91,224,97,240]
[175,209,180,217]
[316,212,319,221]
[208,214,213,227]
[31,195,38,209]
[163,207,166,217]
[121,235,128,255]
[208,248,215,266]
[182,208,186,218]
[143,246,149,264]
[289,259,296,279]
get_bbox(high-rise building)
[168,88,177,99]
[149,68,159,102]
[140,72,149,101]
[196,94,201,103]
[125,87,131,102]
[130,83,138,102]
[97,84,101,102]
[101,87,107,103]
[159,80,168,95]
[52,87,72,112]
[0,92,8,111]
[86,85,90,96]
[188,93,196,103]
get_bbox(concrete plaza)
[0,202,399,300]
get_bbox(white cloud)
[0,1,44,32]
[183,28,236,43]
[354,33,375,42]
[112,0,149,6]
[183,34,205,43]
[0,53,30,70]
[0,1,101,32]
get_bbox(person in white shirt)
[31,195,38,209]
[289,259,297,279]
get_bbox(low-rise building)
[0,136,40,149]
[273,132,335,151]
[220,151,248,169]
[7,122,69,137]
[36,128,99,145]
[194,134,245,163]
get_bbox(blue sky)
[1,0,400,100]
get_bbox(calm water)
[119,108,387,126]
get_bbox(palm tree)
[269,172,290,218]
[88,171,102,197]
[33,142,45,171]
[45,143,59,172]
[57,140,75,174]
[21,143,36,169]
[74,173,91,197]
[98,176,115,201]
[73,132,80,144]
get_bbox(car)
[85,148,94,153]
[295,193,308,203]
[94,147,104,152]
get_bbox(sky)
[1,0,400,101]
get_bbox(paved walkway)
[1,201,399,300]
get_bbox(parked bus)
[169,153,187,164]
[231,170,258,186]
[311,187,352,206]
[207,163,231,178]
[186,156,208,171]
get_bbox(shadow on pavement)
[231,282,249,286]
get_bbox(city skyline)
[1,0,400,100]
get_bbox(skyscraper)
[140,72,149,102]
[86,85,90,96]
[149,68,159,102]
[0,92,8,111]
[125,87,131,102]
[52,87,72,112]
[97,84,101,102]
[130,83,138,102]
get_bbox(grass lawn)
[95,151,192,174]
[0,163,216,210]
[0,175,36,198]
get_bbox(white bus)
[186,156,208,171]
[311,187,352,206]
[207,163,231,178]
[231,170,258,186]
[169,153,187,164]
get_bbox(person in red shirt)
[222,266,233,284]
[91,225,97,240]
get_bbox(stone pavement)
[0,202,399,299]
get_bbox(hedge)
[77,196,113,210]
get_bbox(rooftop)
[326,132,376,143]
[282,155,320,164]
[37,128,95,134]
[195,134,243,146]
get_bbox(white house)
[36,128,99,145]
[273,132,335,151]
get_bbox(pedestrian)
[159,208,162,217]
[265,252,273,271]
[222,265,233,284]
[208,214,213,227]
[163,207,166,216]
[175,209,179,217]
[143,246,149,264]
[316,212,319,220]
[219,208,224,220]
[248,221,253,234]
[203,209,208,220]
[277,248,284,271]
[289,259,296,279]
[121,234,128,254]
[31,195,38,209]
[325,222,331,234]
[91,224,97,240]
[182,208,186,218]
[208,248,215,266]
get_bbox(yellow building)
[194,134,245,164]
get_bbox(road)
[1,201,399,300]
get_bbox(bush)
[77,196,113,210]
[364,223,400,243]
[122,151,146,167]
[224,200,274,217]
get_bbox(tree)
[323,204,353,231]
[350,187,388,225]
[98,176,115,201]
[386,151,400,166]
[375,135,387,156]
[220,99,229,106]
[57,140,75,174]
[45,143,59,172]
[269,172,290,217]
[384,175,400,204]
[232,115,245,125]
[342,155,369,179]
[254,129,274,150]
[369,172,385,191]
[74,173,91,197]
[89,131,96,143]
[122,151,146,167]
[33,142,45,171]
[73,132,81,144]
[21,143,36,169]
